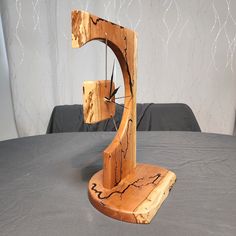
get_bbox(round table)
[0,131,235,236]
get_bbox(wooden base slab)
[88,163,176,224]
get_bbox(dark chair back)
[47,103,201,133]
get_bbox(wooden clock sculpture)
[72,10,176,224]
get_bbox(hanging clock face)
[83,59,120,124]
[83,80,116,123]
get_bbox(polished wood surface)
[83,80,115,123]
[72,10,176,224]
[89,164,176,224]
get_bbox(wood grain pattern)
[83,80,115,123]
[72,10,176,224]
[88,164,176,224]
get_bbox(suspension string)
[112,117,118,132]
[115,95,132,100]
[105,33,108,83]
[114,59,116,84]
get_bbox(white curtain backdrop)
[0,0,236,136]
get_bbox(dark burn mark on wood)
[169,179,176,192]
[123,36,133,96]
[90,16,106,25]
[90,16,124,29]
[133,213,138,224]
[121,119,133,160]
[114,153,119,185]
[113,119,133,186]
[115,119,133,185]
[146,174,161,186]
[91,172,162,200]
[91,178,144,200]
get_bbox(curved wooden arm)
[72,10,137,189]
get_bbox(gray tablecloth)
[0,132,235,236]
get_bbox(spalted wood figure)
[72,10,176,224]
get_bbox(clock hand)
[109,60,115,99]
[104,96,127,109]
[109,86,120,100]
[115,95,131,100]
